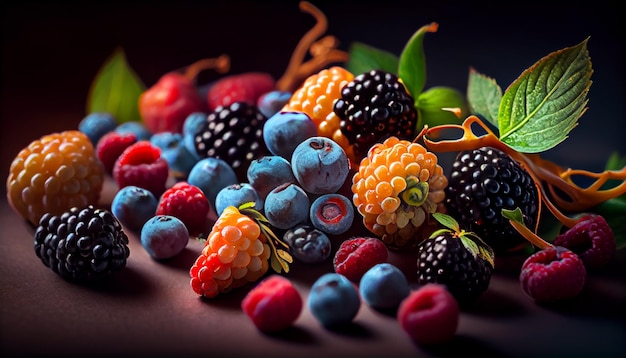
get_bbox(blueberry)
[140,215,189,259]
[247,155,296,199]
[257,90,292,118]
[78,112,117,146]
[264,183,309,230]
[215,183,264,216]
[308,273,360,327]
[291,136,350,195]
[283,224,331,264]
[111,185,158,233]
[359,263,410,310]
[309,193,354,235]
[263,111,318,159]
[188,157,238,208]
[150,132,198,179]
[115,121,152,141]
[182,112,207,161]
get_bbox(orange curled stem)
[183,54,231,82]
[508,220,553,250]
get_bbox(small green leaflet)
[87,47,146,123]
[416,86,467,127]
[467,68,502,128]
[498,38,592,153]
[398,22,438,100]
[345,42,398,76]
[432,212,460,232]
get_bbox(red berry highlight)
[333,237,388,282]
[96,131,137,174]
[207,72,275,112]
[554,214,616,271]
[113,141,169,196]
[156,182,211,236]
[241,275,303,332]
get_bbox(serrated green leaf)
[467,68,502,127]
[345,42,399,76]
[498,38,592,153]
[398,22,439,100]
[416,86,468,129]
[432,212,459,232]
[87,47,146,123]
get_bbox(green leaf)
[466,68,502,128]
[432,212,459,232]
[498,38,592,153]
[398,22,439,100]
[87,47,146,123]
[416,86,468,129]
[502,207,525,225]
[345,42,399,76]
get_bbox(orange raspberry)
[6,130,104,226]
[283,66,358,166]
[190,205,286,299]
[351,136,448,251]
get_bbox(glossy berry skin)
[264,183,310,230]
[309,193,354,235]
[520,246,586,302]
[149,132,198,180]
[241,275,303,332]
[263,111,318,160]
[333,237,389,282]
[156,182,211,237]
[246,155,296,200]
[553,214,616,271]
[140,72,206,134]
[283,224,332,264]
[96,131,137,174]
[182,112,207,161]
[215,183,264,217]
[257,90,292,118]
[291,136,351,195]
[115,121,152,141]
[187,157,238,208]
[111,185,158,233]
[207,72,275,112]
[308,273,360,328]
[359,263,410,310]
[397,284,460,345]
[141,215,189,260]
[113,141,169,197]
[78,112,118,146]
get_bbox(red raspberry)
[520,246,586,302]
[113,141,169,196]
[156,182,211,236]
[554,214,616,271]
[207,72,275,112]
[333,237,389,282]
[241,275,303,332]
[96,131,137,174]
[397,283,459,345]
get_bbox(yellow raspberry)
[351,136,448,250]
[6,130,104,226]
[283,66,358,166]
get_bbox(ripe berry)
[241,275,303,332]
[257,90,292,118]
[187,157,238,208]
[352,136,447,250]
[140,72,206,134]
[112,140,169,197]
[215,183,263,217]
[207,72,275,112]
[264,183,310,230]
[96,131,137,174]
[246,155,296,200]
[333,237,388,282]
[309,193,354,236]
[111,185,158,233]
[334,69,417,163]
[415,213,495,304]
[359,263,410,310]
[7,130,105,226]
[290,136,351,195]
[445,146,539,253]
[283,224,332,264]
[156,182,211,237]
[397,284,460,345]
[520,246,586,302]
[34,205,130,281]
[308,272,361,327]
[140,215,189,260]
[150,131,198,180]
[194,101,269,182]
[553,214,616,271]
[78,112,117,146]
[263,111,318,160]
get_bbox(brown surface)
[2,1,626,357]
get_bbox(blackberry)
[194,101,269,181]
[34,205,130,282]
[334,69,417,161]
[445,146,539,253]
[416,213,495,304]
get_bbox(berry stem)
[508,220,553,250]
[183,54,231,82]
